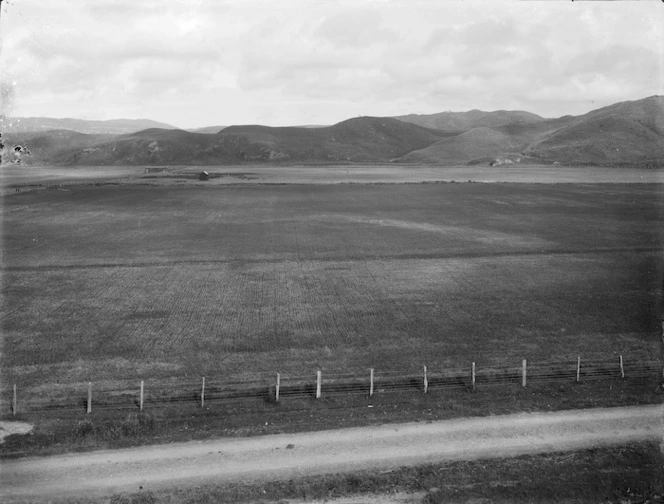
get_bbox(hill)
[4,96,663,166]
[394,109,544,131]
[525,111,664,165]
[579,95,664,135]
[43,117,451,165]
[1,130,117,165]
[0,117,177,134]
[186,125,227,134]
[211,117,451,162]
[521,96,664,164]
[399,96,664,166]
[399,127,524,164]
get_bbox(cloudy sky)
[0,0,662,128]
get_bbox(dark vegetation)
[4,95,664,166]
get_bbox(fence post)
[140,380,144,411]
[12,384,17,416]
[522,359,527,388]
[87,382,92,414]
[576,356,581,383]
[619,355,624,379]
[369,368,374,397]
[423,365,428,394]
[471,362,476,391]
[316,370,321,399]
[275,373,280,403]
[201,377,205,408]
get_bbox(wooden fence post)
[201,377,205,408]
[316,370,321,399]
[576,356,581,383]
[140,380,144,411]
[369,368,374,397]
[423,365,428,394]
[87,382,92,414]
[471,362,476,391]
[619,355,624,379]
[12,384,17,416]
[275,373,280,403]
[522,359,527,388]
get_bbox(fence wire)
[4,356,661,415]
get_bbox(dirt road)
[2,404,662,502]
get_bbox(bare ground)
[1,404,661,503]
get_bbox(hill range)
[2,96,663,166]
[0,116,177,135]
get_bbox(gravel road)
[1,404,662,502]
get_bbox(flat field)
[1,172,662,398]
[1,163,663,191]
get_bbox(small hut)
[199,170,209,181]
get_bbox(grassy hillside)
[42,117,450,165]
[580,95,664,135]
[2,130,116,165]
[5,96,664,166]
[399,96,664,166]
[525,114,664,164]
[395,109,544,131]
[399,127,523,164]
[55,128,225,165]
[196,116,451,162]
[523,96,664,164]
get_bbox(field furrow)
[2,181,661,390]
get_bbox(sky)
[0,0,662,129]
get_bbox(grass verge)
[2,376,661,458]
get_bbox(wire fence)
[4,354,662,416]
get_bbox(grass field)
[2,178,662,398]
[1,164,663,191]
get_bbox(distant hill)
[5,96,663,166]
[399,96,664,166]
[524,98,664,164]
[579,95,664,136]
[44,117,452,165]
[212,117,451,163]
[394,109,544,131]
[399,127,523,164]
[2,130,117,165]
[0,117,177,134]
[186,125,227,134]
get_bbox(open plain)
[1,165,662,395]
[1,164,663,502]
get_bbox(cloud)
[0,0,662,127]
[315,9,398,48]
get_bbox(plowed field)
[1,181,662,392]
